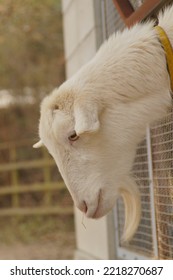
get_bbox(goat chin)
[119,177,141,242]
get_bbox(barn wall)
[62,0,102,78]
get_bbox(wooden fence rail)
[0,139,73,216]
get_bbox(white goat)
[34,6,173,241]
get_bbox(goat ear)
[33,140,44,148]
[74,100,100,135]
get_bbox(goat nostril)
[77,201,88,213]
[83,201,88,214]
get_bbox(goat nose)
[78,201,88,214]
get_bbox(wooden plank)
[0,207,73,216]
[126,0,167,27]
[0,140,73,218]
[0,139,35,150]
[112,0,134,21]
[43,148,52,206]
[112,0,172,27]
[0,182,66,196]
[0,158,55,172]
[10,146,19,207]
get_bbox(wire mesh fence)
[115,139,154,259]
[102,0,173,259]
[150,109,173,259]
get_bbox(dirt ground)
[0,216,75,260]
[0,233,75,260]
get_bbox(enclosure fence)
[0,139,73,216]
[101,0,173,260]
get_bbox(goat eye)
[54,105,59,110]
[68,131,79,142]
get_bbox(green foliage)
[0,0,65,95]
[0,0,65,142]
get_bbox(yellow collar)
[155,25,173,94]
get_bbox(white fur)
[35,6,173,241]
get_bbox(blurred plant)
[0,0,65,142]
[0,0,65,98]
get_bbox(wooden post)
[43,148,52,206]
[10,146,19,208]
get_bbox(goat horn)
[33,140,43,148]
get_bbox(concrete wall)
[61,0,116,259]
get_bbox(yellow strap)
[155,25,173,93]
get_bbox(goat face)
[35,82,141,220]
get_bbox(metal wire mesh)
[116,139,154,258]
[115,86,173,260]
[150,109,173,260]
[129,0,144,10]
[102,0,173,260]
[102,0,124,38]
